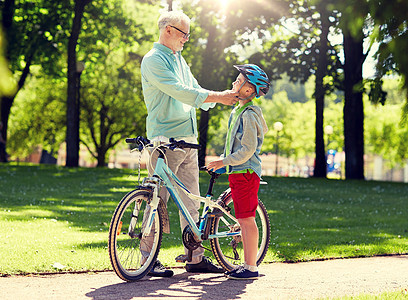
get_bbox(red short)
[228,170,260,219]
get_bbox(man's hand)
[205,90,239,105]
[220,90,240,105]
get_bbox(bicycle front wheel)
[210,191,270,271]
[108,189,163,282]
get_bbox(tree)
[342,29,365,179]
[368,0,408,118]
[243,0,342,178]
[66,0,92,167]
[311,3,334,178]
[181,0,287,167]
[181,1,238,167]
[365,98,408,168]
[329,0,408,179]
[7,70,66,159]
[0,0,70,153]
[330,0,371,180]
[80,61,146,167]
[73,0,154,166]
[0,28,16,98]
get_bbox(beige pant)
[141,147,204,264]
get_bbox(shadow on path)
[86,271,260,300]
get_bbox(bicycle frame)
[142,150,240,243]
[109,137,271,282]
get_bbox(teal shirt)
[141,43,215,139]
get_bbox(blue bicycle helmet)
[233,64,270,98]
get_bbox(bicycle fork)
[127,176,168,238]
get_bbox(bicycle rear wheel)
[210,191,270,271]
[108,189,163,282]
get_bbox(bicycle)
[108,136,271,282]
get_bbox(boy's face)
[232,74,245,92]
[232,74,255,98]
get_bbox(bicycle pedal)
[175,254,189,263]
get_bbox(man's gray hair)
[158,11,190,30]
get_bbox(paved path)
[1,255,408,299]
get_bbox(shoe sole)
[148,271,174,277]
[227,275,259,280]
[186,269,224,273]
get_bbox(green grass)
[328,289,408,299]
[0,163,407,275]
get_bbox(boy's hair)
[158,11,190,30]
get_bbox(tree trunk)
[2,0,14,62]
[1,0,32,144]
[196,21,223,168]
[97,149,106,167]
[343,31,365,180]
[1,53,33,148]
[0,95,13,143]
[313,10,330,178]
[66,0,89,167]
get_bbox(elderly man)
[140,10,238,277]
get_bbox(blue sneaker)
[227,267,259,280]
[224,265,244,276]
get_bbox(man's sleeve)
[142,55,209,108]
[191,76,216,111]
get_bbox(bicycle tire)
[108,189,163,282]
[210,191,270,271]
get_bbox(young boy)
[207,64,269,280]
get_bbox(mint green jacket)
[141,43,214,139]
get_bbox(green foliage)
[260,95,316,158]
[333,289,408,300]
[0,29,17,97]
[208,76,406,169]
[4,0,71,76]
[8,69,66,158]
[4,0,408,173]
[180,0,242,134]
[365,99,408,167]
[1,164,407,274]
[7,0,157,165]
[271,74,308,103]
[79,57,147,166]
[76,0,154,166]
[369,0,408,105]
[324,100,344,150]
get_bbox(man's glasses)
[169,25,190,39]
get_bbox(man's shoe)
[227,267,259,280]
[148,260,174,277]
[185,256,224,273]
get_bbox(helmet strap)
[236,79,256,100]
[237,93,256,101]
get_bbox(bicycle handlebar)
[125,136,201,151]
[168,138,201,150]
